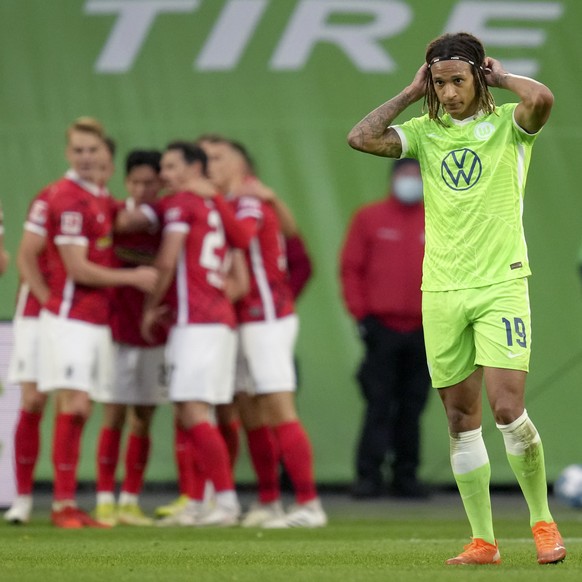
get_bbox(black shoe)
[350,479,383,499]
[389,479,431,499]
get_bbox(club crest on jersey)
[474,122,495,141]
[60,211,83,235]
[441,148,482,191]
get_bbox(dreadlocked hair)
[424,32,495,125]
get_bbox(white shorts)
[8,316,40,384]
[165,324,236,404]
[92,343,168,405]
[237,314,298,394]
[38,310,113,395]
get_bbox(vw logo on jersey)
[441,148,482,191]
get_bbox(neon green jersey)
[394,103,539,291]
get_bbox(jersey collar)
[65,169,103,197]
[447,110,486,126]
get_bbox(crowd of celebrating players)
[3,117,327,529]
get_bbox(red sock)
[175,422,194,497]
[52,413,85,501]
[14,410,42,495]
[96,427,121,493]
[190,452,207,502]
[121,433,150,495]
[189,422,234,492]
[247,426,280,503]
[273,420,317,504]
[218,420,240,469]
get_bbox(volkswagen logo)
[441,148,482,191]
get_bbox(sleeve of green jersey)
[392,116,424,160]
[507,102,542,146]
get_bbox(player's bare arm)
[141,231,183,342]
[58,244,158,292]
[347,64,428,158]
[17,231,49,303]
[186,175,218,197]
[484,57,554,134]
[238,178,298,237]
[224,249,250,302]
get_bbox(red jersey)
[230,195,294,323]
[340,196,425,332]
[160,192,235,328]
[42,171,118,325]
[286,234,313,300]
[15,190,52,318]
[110,199,166,347]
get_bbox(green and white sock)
[450,427,495,544]
[497,410,553,526]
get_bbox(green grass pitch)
[1,494,581,581]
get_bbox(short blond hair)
[66,116,105,141]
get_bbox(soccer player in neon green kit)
[348,32,565,566]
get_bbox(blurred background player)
[36,117,158,528]
[142,141,248,526]
[340,158,430,499]
[4,190,53,525]
[92,148,167,526]
[201,136,326,528]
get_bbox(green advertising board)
[0,0,580,485]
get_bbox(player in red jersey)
[93,149,166,526]
[35,118,158,528]
[4,188,56,524]
[201,137,327,528]
[142,141,249,526]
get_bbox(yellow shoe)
[446,538,501,565]
[118,503,153,526]
[155,494,190,518]
[94,502,118,527]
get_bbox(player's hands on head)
[408,63,429,102]
[483,57,507,87]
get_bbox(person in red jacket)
[340,158,430,499]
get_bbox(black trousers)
[355,321,430,486]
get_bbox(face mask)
[393,176,423,204]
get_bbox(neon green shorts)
[422,278,531,388]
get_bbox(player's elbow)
[538,86,554,113]
[347,127,366,152]
[529,86,554,118]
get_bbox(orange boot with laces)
[446,538,501,565]
[532,521,566,564]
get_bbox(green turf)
[1,515,580,582]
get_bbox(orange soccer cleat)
[446,538,501,565]
[52,506,111,529]
[51,506,84,529]
[72,507,111,528]
[532,521,566,564]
